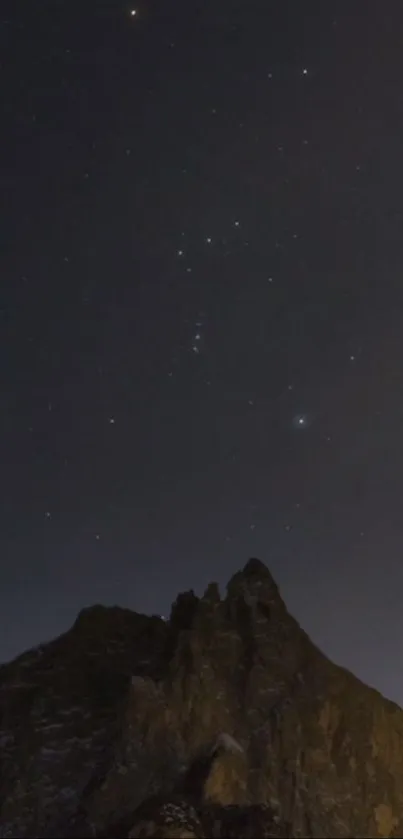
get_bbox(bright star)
[292,413,313,430]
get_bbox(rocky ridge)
[1,558,403,837]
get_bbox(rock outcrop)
[1,558,403,837]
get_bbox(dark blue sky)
[3,0,403,705]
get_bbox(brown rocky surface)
[1,557,403,837]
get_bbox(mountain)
[1,558,403,838]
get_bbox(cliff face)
[1,558,403,838]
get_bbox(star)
[292,413,312,430]
[302,67,308,75]
[129,9,137,17]
[206,237,212,244]
[108,417,116,424]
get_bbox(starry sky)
[3,0,403,703]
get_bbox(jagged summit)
[229,556,280,590]
[241,556,275,579]
[1,558,403,838]
[226,556,283,611]
[71,558,280,634]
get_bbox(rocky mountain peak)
[1,558,403,838]
[239,556,279,583]
[226,556,286,618]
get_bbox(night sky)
[3,1,403,704]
